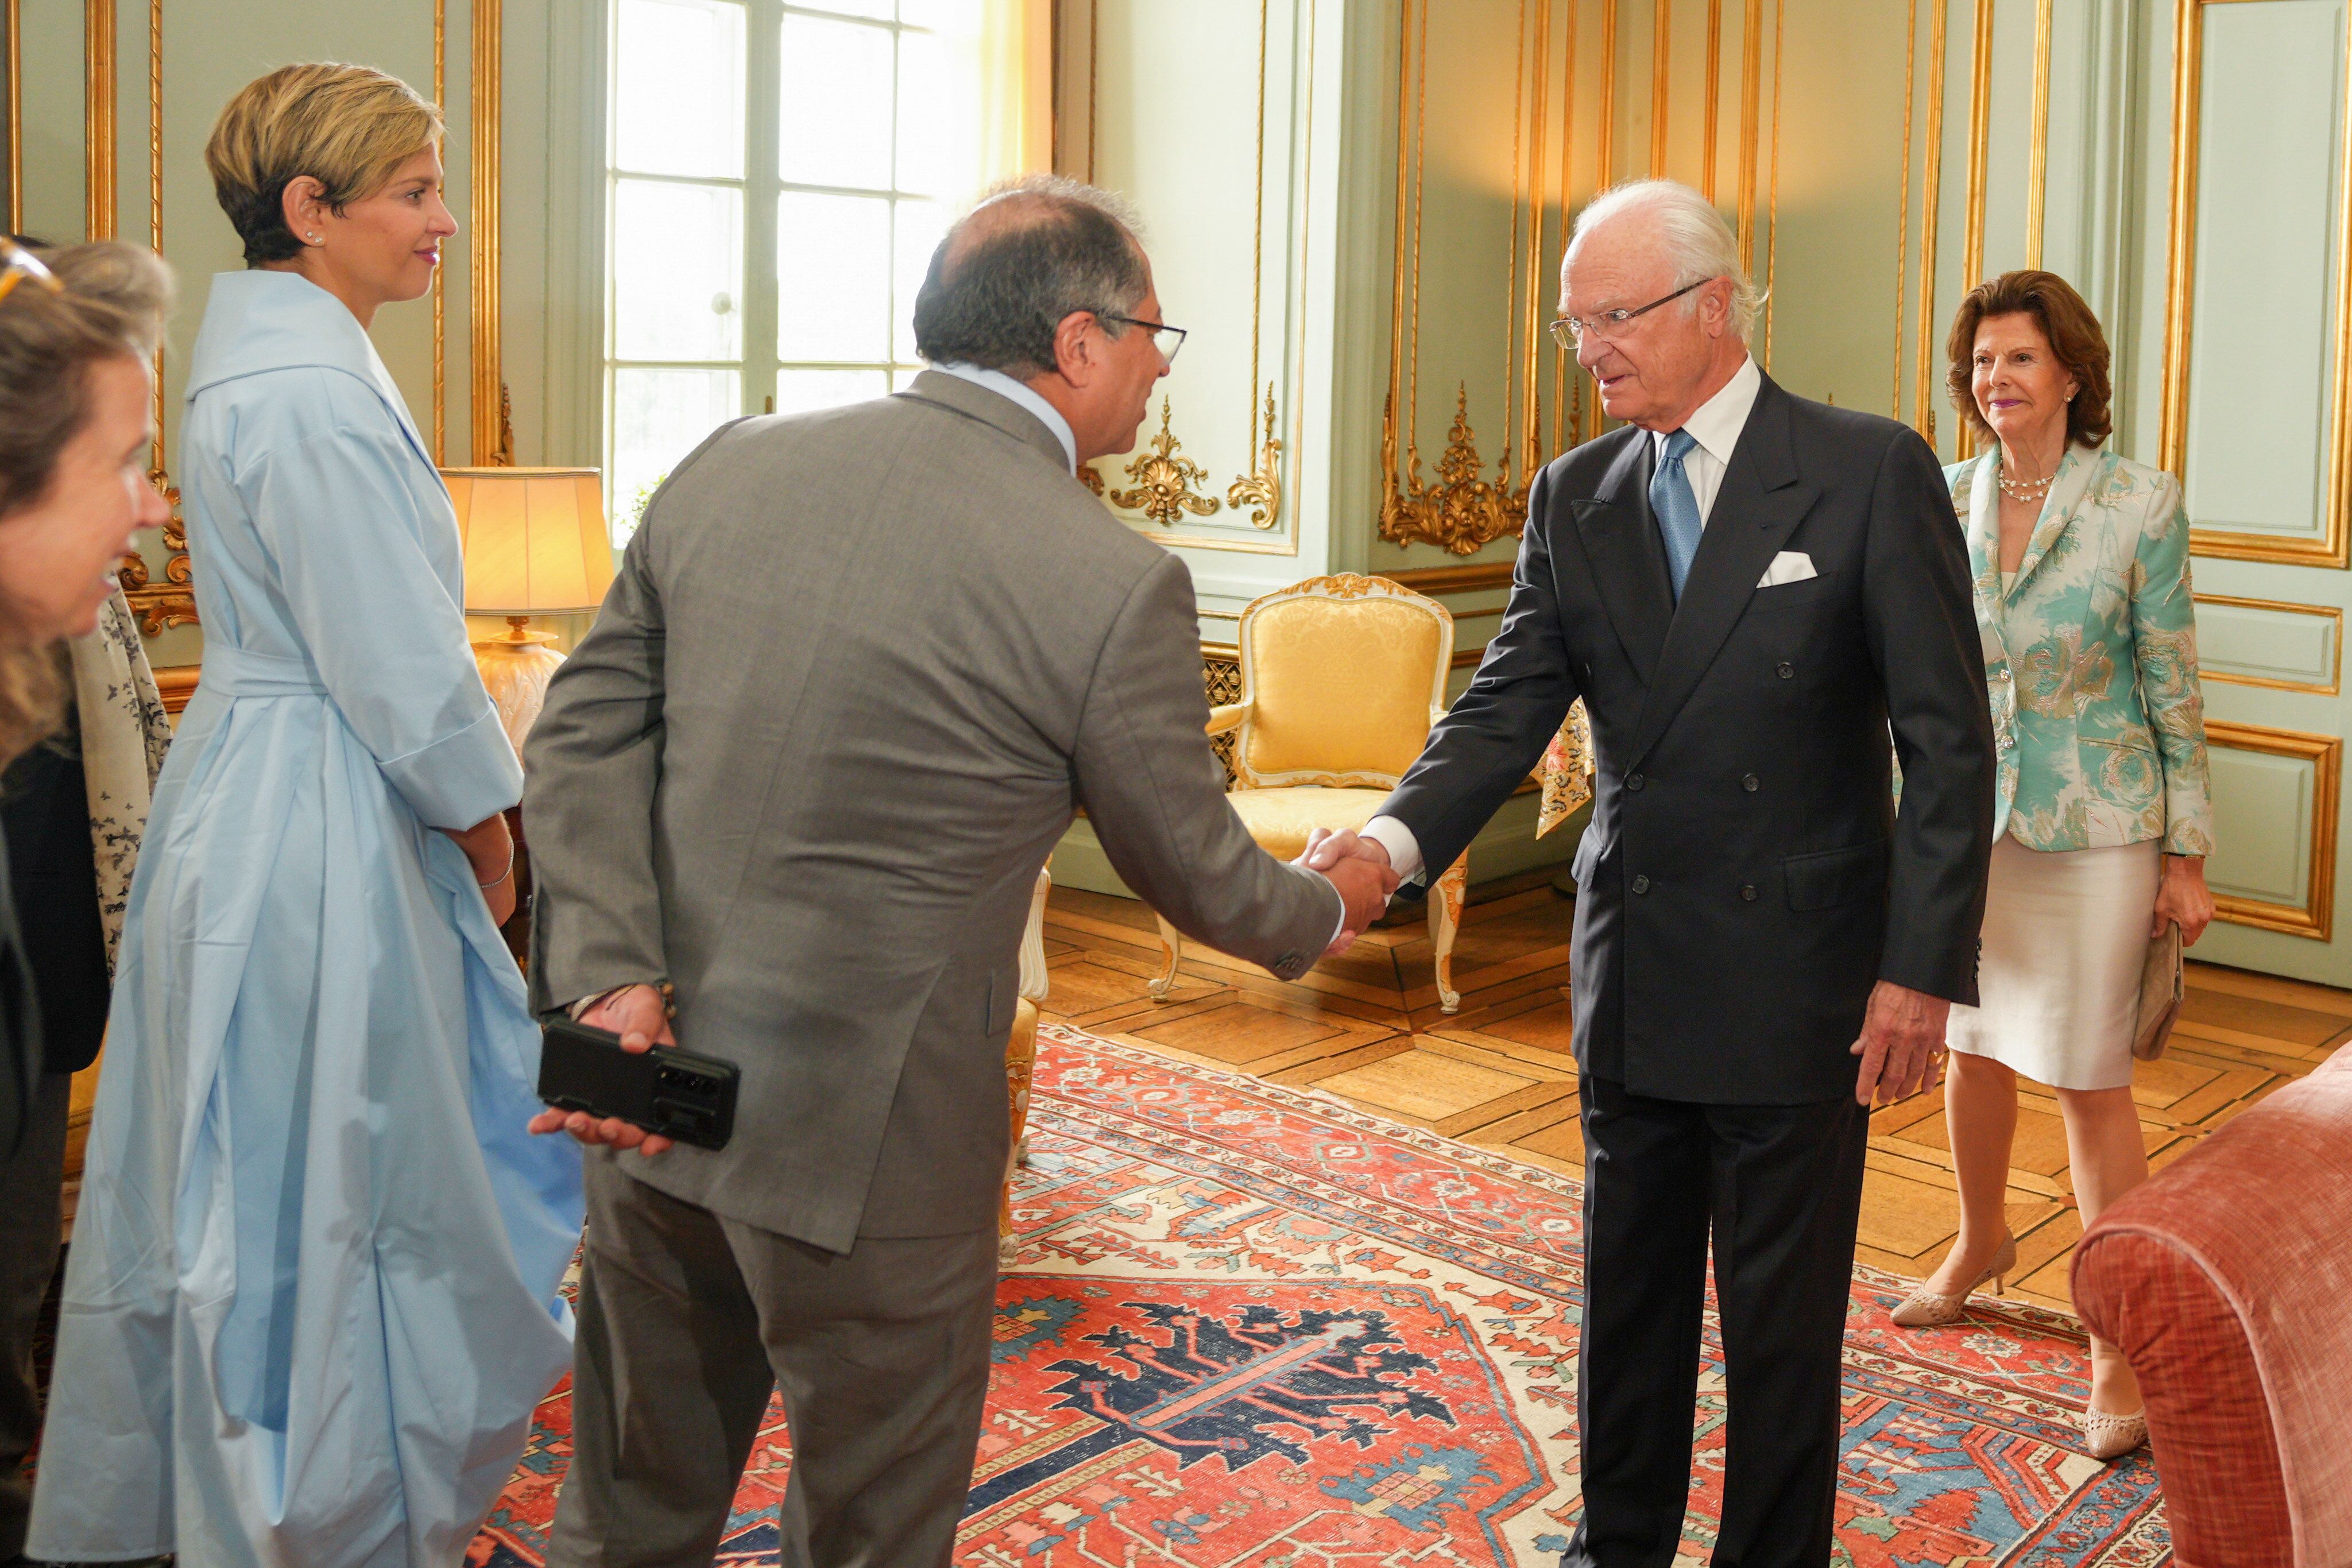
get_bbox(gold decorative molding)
[84,0,113,238]
[1380,384,1527,557]
[2161,0,2352,567]
[1953,0,1994,458]
[2194,594,2343,696]
[6,0,21,235]
[1076,463,1106,497]
[1912,0,1948,446]
[1225,383,1283,529]
[2025,0,2052,268]
[1890,0,1916,419]
[1107,398,1220,526]
[470,0,504,464]
[1379,561,1512,594]
[2206,719,2341,942]
[1761,0,1785,367]
[1735,0,1761,273]
[1701,0,1721,200]
[1650,0,1670,177]
[146,0,160,458]
[154,663,199,714]
[120,474,196,635]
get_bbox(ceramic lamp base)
[473,618,566,754]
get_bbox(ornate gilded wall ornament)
[1225,383,1284,531]
[1378,383,1528,556]
[1076,463,1107,497]
[120,468,198,634]
[1107,397,1221,527]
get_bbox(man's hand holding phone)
[527,982,679,1156]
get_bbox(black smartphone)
[537,1017,739,1151]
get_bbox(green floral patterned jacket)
[1946,444,2214,855]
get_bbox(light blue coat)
[28,271,583,1568]
[1947,443,2215,855]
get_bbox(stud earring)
[308,233,322,243]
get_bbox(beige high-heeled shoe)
[2083,1405,2149,1461]
[1889,1231,2017,1327]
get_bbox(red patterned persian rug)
[471,1023,2171,1566]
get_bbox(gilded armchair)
[1150,573,1471,1012]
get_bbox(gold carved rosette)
[1105,398,1222,528]
[1083,385,1288,537]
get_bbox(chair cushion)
[1243,597,1442,780]
[1224,787,1389,862]
[2072,1042,2352,1568]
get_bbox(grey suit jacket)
[524,371,1339,1251]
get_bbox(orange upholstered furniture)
[2071,1041,2352,1568]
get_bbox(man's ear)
[1703,278,1734,336]
[1049,310,1097,388]
[280,175,327,245]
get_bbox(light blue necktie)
[1651,428,1701,601]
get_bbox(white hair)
[1568,179,1761,340]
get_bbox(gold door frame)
[2160,0,2352,567]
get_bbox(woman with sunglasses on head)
[0,235,172,1568]
[28,65,582,1568]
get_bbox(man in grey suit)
[520,175,1396,1568]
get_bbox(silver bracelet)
[478,843,516,891]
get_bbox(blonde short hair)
[205,63,443,265]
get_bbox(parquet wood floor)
[1040,872,2345,1314]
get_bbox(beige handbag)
[2133,920,2185,1062]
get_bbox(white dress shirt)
[930,361,1078,473]
[1363,356,1764,883]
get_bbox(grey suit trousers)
[546,1157,998,1568]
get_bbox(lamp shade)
[443,466,616,614]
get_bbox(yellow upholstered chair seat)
[1221,787,1389,862]
[1149,574,1472,1012]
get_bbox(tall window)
[605,0,985,537]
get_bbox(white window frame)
[602,0,965,534]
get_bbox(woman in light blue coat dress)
[28,65,582,1567]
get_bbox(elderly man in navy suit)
[1311,180,1995,1568]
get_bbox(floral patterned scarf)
[67,591,170,973]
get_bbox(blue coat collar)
[185,270,434,470]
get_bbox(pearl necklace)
[1997,465,2056,504]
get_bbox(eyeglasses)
[1101,312,1187,365]
[0,241,63,307]
[1549,277,1714,348]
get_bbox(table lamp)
[444,466,615,753]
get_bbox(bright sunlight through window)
[605,0,985,539]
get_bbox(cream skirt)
[1944,835,2162,1091]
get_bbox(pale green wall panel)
[18,0,86,241]
[2196,601,2341,692]
[2178,0,2343,544]
[2204,742,2318,908]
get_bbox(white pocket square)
[1757,551,1817,589]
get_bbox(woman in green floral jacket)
[1889,271,2214,1464]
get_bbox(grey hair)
[911,174,1150,377]
[1569,179,1760,340]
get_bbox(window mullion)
[744,0,783,416]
